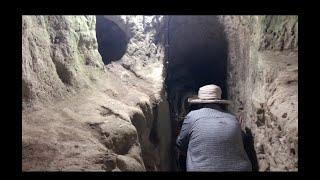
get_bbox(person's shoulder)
[206,108,237,119]
[186,109,202,119]
[221,110,237,119]
[186,110,196,117]
[186,108,212,119]
[188,108,205,115]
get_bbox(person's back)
[176,107,252,171]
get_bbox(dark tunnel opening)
[95,15,257,171]
[96,16,128,64]
[164,16,229,171]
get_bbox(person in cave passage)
[176,84,252,171]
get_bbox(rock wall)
[22,15,168,171]
[220,16,298,171]
[22,16,105,109]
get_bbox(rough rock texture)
[219,16,298,171]
[103,16,170,171]
[22,15,168,171]
[22,15,298,172]
[22,16,105,109]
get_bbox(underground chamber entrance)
[164,16,228,171]
[96,16,128,64]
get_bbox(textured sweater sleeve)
[176,114,192,152]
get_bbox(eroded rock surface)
[220,16,298,171]
[22,15,167,171]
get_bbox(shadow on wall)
[242,127,259,171]
[96,16,128,64]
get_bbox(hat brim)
[188,97,232,105]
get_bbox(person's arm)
[176,114,192,152]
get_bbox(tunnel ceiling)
[168,16,227,67]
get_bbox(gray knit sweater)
[176,108,252,171]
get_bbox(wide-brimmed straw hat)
[188,84,232,105]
